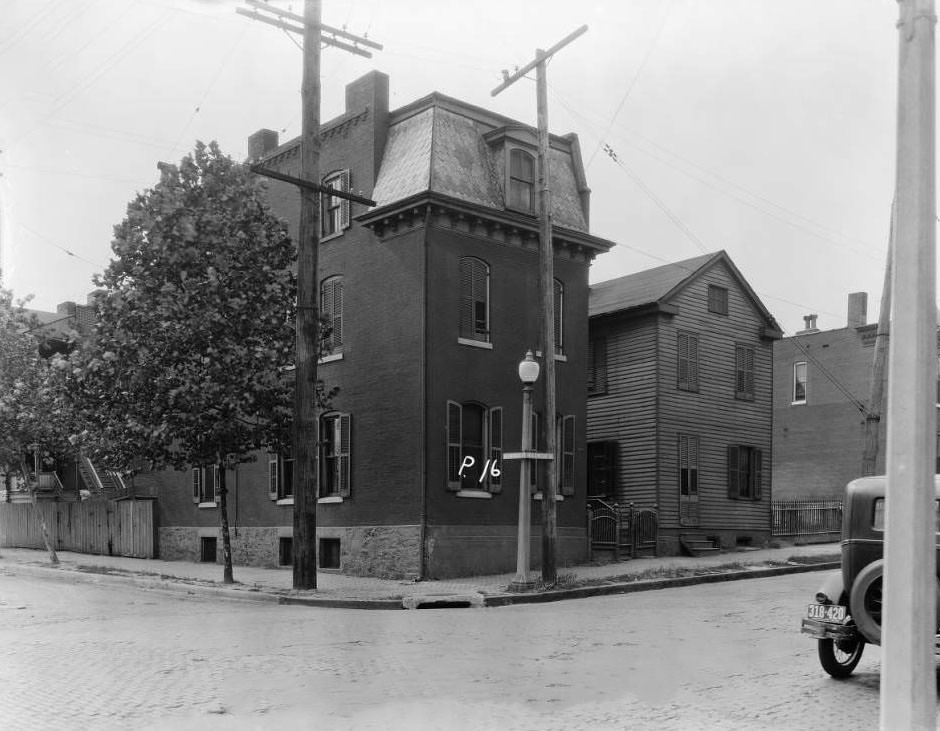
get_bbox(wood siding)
[0,500,157,558]
[589,257,774,538]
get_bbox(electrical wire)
[17,223,106,269]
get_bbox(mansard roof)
[368,92,590,233]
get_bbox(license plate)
[806,604,847,622]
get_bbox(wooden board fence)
[0,499,156,558]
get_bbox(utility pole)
[861,203,893,477]
[492,25,587,586]
[239,0,380,590]
[881,1,937,728]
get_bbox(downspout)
[419,204,431,580]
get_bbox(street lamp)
[509,350,539,592]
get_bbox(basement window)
[319,538,341,569]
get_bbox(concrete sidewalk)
[0,541,841,609]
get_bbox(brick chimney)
[847,292,867,328]
[797,314,819,335]
[344,71,389,184]
[247,129,279,162]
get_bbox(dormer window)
[508,149,535,213]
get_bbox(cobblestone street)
[1,568,933,730]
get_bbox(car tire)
[817,637,865,679]
[849,559,940,645]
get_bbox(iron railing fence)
[772,498,843,537]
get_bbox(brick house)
[771,293,928,500]
[143,71,614,579]
[586,251,781,554]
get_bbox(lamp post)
[509,351,540,592]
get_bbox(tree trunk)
[217,459,234,585]
[20,458,58,564]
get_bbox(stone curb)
[482,561,841,607]
[1,558,840,610]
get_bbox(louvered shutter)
[268,455,278,500]
[689,437,699,496]
[727,445,739,498]
[677,333,689,388]
[471,261,488,339]
[688,334,699,390]
[553,280,563,354]
[753,448,763,500]
[340,170,351,229]
[561,415,575,496]
[332,278,343,348]
[459,260,473,338]
[192,468,201,503]
[320,280,334,352]
[447,401,462,490]
[530,411,540,492]
[213,466,221,503]
[338,414,351,497]
[678,436,689,496]
[489,407,502,493]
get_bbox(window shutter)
[192,468,200,503]
[320,279,334,352]
[727,445,739,499]
[688,334,699,390]
[447,401,462,491]
[213,465,221,503]
[338,413,351,497]
[268,455,278,500]
[689,437,699,495]
[561,415,575,496]
[529,410,539,492]
[471,261,487,338]
[332,278,343,348]
[753,448,763,500]
[340,169,351,230]
[489,406,502,493]
[459,260,473,338]
[553,280,563,354]
[677,333,689,388]
[678,435,688,495]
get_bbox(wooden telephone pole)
[492,25,587,585]
[881,0,937,727]
[239,0,380,590]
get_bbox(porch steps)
[680,534,721,557]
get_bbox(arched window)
[320,275,343,354]
[459,257,490,343]
[508,149,535,213]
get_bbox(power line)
[18,223,107,269]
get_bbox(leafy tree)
[71,141,331,584]
[0,287,77,563]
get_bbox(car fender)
[815,570,846,606]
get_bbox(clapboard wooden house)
[586,251,781,554]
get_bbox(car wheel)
[849,560,884,645]
[817,637,865,679]
[849,559,940,645]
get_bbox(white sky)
[0,0,910,334]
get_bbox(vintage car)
[801,475,940,678]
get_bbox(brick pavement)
[0,541,840,607]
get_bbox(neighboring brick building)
[772,293,912,500]
[145,71,614,579]
[586,251,781,554]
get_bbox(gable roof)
[589,250,782,333]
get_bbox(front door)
[679,434,700,526]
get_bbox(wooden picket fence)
[0,499,157,558]
[772,499,843,538]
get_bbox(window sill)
[456,489,492,499]
[197,502,217,509]
[533,493,565,502]
[276,498,294,506]
[791,400,806,406]
[735,394,755,402]
[319,352,343,364]
[458,337,493,350]
[321,230,345,243]
[318,495,343,504]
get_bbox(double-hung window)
[321,170,350,239]
[508,149,535,213]
[320,412,352,498]
[192,465,220,505]
[677,331,699,391]
[792,362,807,404]
[735,345,755,400]
[268,453,294,502]
[707,285,729,315]
[459,257,490,344]
[446,401,502,493]
[727,445,763,500]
